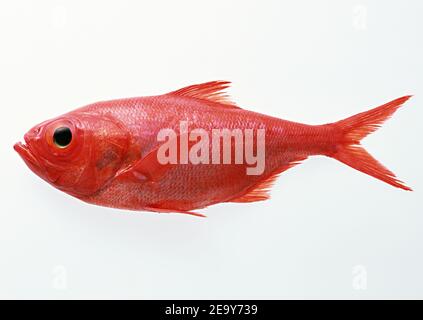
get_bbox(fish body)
[14,81,411,216]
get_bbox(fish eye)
[53,126,72,148]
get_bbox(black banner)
[0,299,418,318]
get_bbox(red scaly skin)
[14,81,411,216]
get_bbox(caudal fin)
[330,96,412,191]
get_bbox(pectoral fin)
[116,144,172,183]
[117,132,200,183]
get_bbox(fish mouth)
[14,139,61,183]
[14,140,42,171]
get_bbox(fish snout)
[24,126,43,145]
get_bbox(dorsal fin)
[228,157,307,203]
[167,81,240,109]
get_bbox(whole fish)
[14,81,411,216]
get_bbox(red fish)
[14,81,412,216]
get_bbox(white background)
[0,0,422,299]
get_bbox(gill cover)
[28,113,130,196]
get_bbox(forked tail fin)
[330,96,412,191]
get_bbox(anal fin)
[228,157,307,203]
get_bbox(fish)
[14,81,412,217]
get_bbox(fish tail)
[329,95,412,191]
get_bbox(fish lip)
[14,141,41,169]
[14,140,61,183]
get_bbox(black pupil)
[53,127,72,147]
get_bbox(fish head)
[14,112,130,197]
